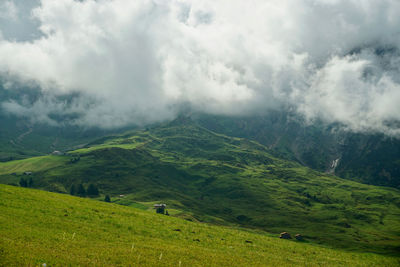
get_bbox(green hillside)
[195,113,400,188]
[0,119,399,255]
[1,184,399,266]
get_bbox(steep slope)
[195,113,400,188]
[1,184,399,266]
[334,134,400,187]
[0,119,399,255]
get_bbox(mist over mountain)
[1,2,400,262]
[0,83,127,161]
[0,0,399,136]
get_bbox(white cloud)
[0,0,399,135]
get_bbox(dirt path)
[17,127,33,142]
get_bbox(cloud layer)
[0,0,400,135]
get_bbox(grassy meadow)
[0,121,399,256]
[1,184,399,266]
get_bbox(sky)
[0,0,399,136]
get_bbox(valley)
[1,118,399,256]
[1,1,400,265]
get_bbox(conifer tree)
[104,195,111,202]
[87,183,99,197]
[19,178,27,187]
[27,177,33,187]
[69,184,76,195]
[77,184,86,197]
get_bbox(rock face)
[295,234,303,241]
[279,232,291,239]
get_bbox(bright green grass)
[0,155,68,175]
[0,123,399,255]
[0,184,398,266]
[69,142,145,154]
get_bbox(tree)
[104,195,111,202]
[77,184,86,197]
[27,177,33,188]
[19,178,27,187]
[69,184,76,195]
[87,183,99,197]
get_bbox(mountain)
[0,118,399,255]
[2,184,398,266]
[2,83,399,189]
[0,112,114,161]
[195,113,400,188]
[0,85,130,161]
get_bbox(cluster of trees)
[70,183,99,197]
[19,177,33,188]
[69,183,112,203]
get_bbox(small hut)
[154,204,166,214]
[279,232,292,239]
[51,150,63,156]
[295,234,304,241]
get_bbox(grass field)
[0,155,69,175]
[1,184,399,266]
[0,121,399,255]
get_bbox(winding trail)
[16,127,33,142]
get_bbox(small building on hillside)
[154,204,166,214]
[23,171,32,175]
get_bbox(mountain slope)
[0,84,131,161]
[0,110,123,162]
[0,119,399,255]
[195,113,400,188]
[1,184,399,266]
